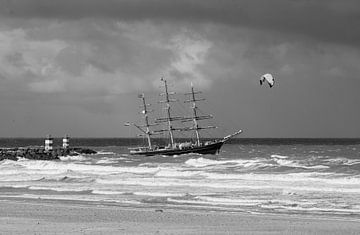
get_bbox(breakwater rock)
[0,147,97,161]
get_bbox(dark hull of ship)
[131,141,224,156]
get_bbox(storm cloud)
[1,0,360,44]
[0,0,359,137]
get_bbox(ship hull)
[130,141,224,156]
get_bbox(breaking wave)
[1,142,360,219]
[185,157,271,168]
[59,155,87,161]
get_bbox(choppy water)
[1,138,360,220]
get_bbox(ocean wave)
[28,186,91,192]
[0,174,42,182]
[0,159,21,166]
[56,176,94,183]
[60,155,87,161]
[12,160,160,175]
[261,204,360,214]
[193,197,314,209]
[185,157,270,169]
[95,171,360,193]
[273,158,329,169]
[155,168,203,178]
[204,171,360,186]
[325,157,360,166]
[0,184,30,189]
[97,151,116,155]
[167,197,264,207]
[270,155,289,159]
[96,158,118,164]
[196,196,264,206]
[0,173,63,182]
[92,190,126,195]
[185,157,232,167]
[133,191,185,197]
[0,194,140,204]
[168,196,360,215]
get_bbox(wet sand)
[0,200,359,234]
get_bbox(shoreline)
[0,199,359,234]
[1,196,360,223]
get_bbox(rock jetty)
[0,147,97,161]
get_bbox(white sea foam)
[95,170,360,193]
[203,171,330,181]
[0,193,118,203]
[167,197,263,207]
[271,155,289,159]
[0,159,21,166]
[28,186,90,192]
[0,175,46,182]
[12,160,160,175]
[133,191,185,197]
[185,157,269,168]
[92,190,125,195]
[60,155,87,161]
[96,158,118,164]
[15,157,29,161]
[2,157,360,193]
[325,157,360,166]
[171,195,359,214]
[273,158,329,169]
[271,154,331,169]
[261,204,360,214]
[185,157,230,167]
[97,151,115,155]
[0,193,145,206]
[196,196,265,206]
[155,168,202,178]
[205,171,360,187]
[0,184,29,189]
[1,144,360,219]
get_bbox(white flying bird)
[260,73,275,88]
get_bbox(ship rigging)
[126,78,242,156]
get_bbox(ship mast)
[184,83,215,146]
[161,78,175,147]
[139,93,152,149]
[190,84,200,146]
[155,78,215,147]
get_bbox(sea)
[1,138,360,220]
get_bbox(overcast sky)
[0,0,360,138]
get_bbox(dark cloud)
[1,0,360,137]
[1,0,360,45]
[5,52,26,68]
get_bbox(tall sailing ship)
[126,78,242,156]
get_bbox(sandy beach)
[0,199,359,234]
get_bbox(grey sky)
[0,0,359,137]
